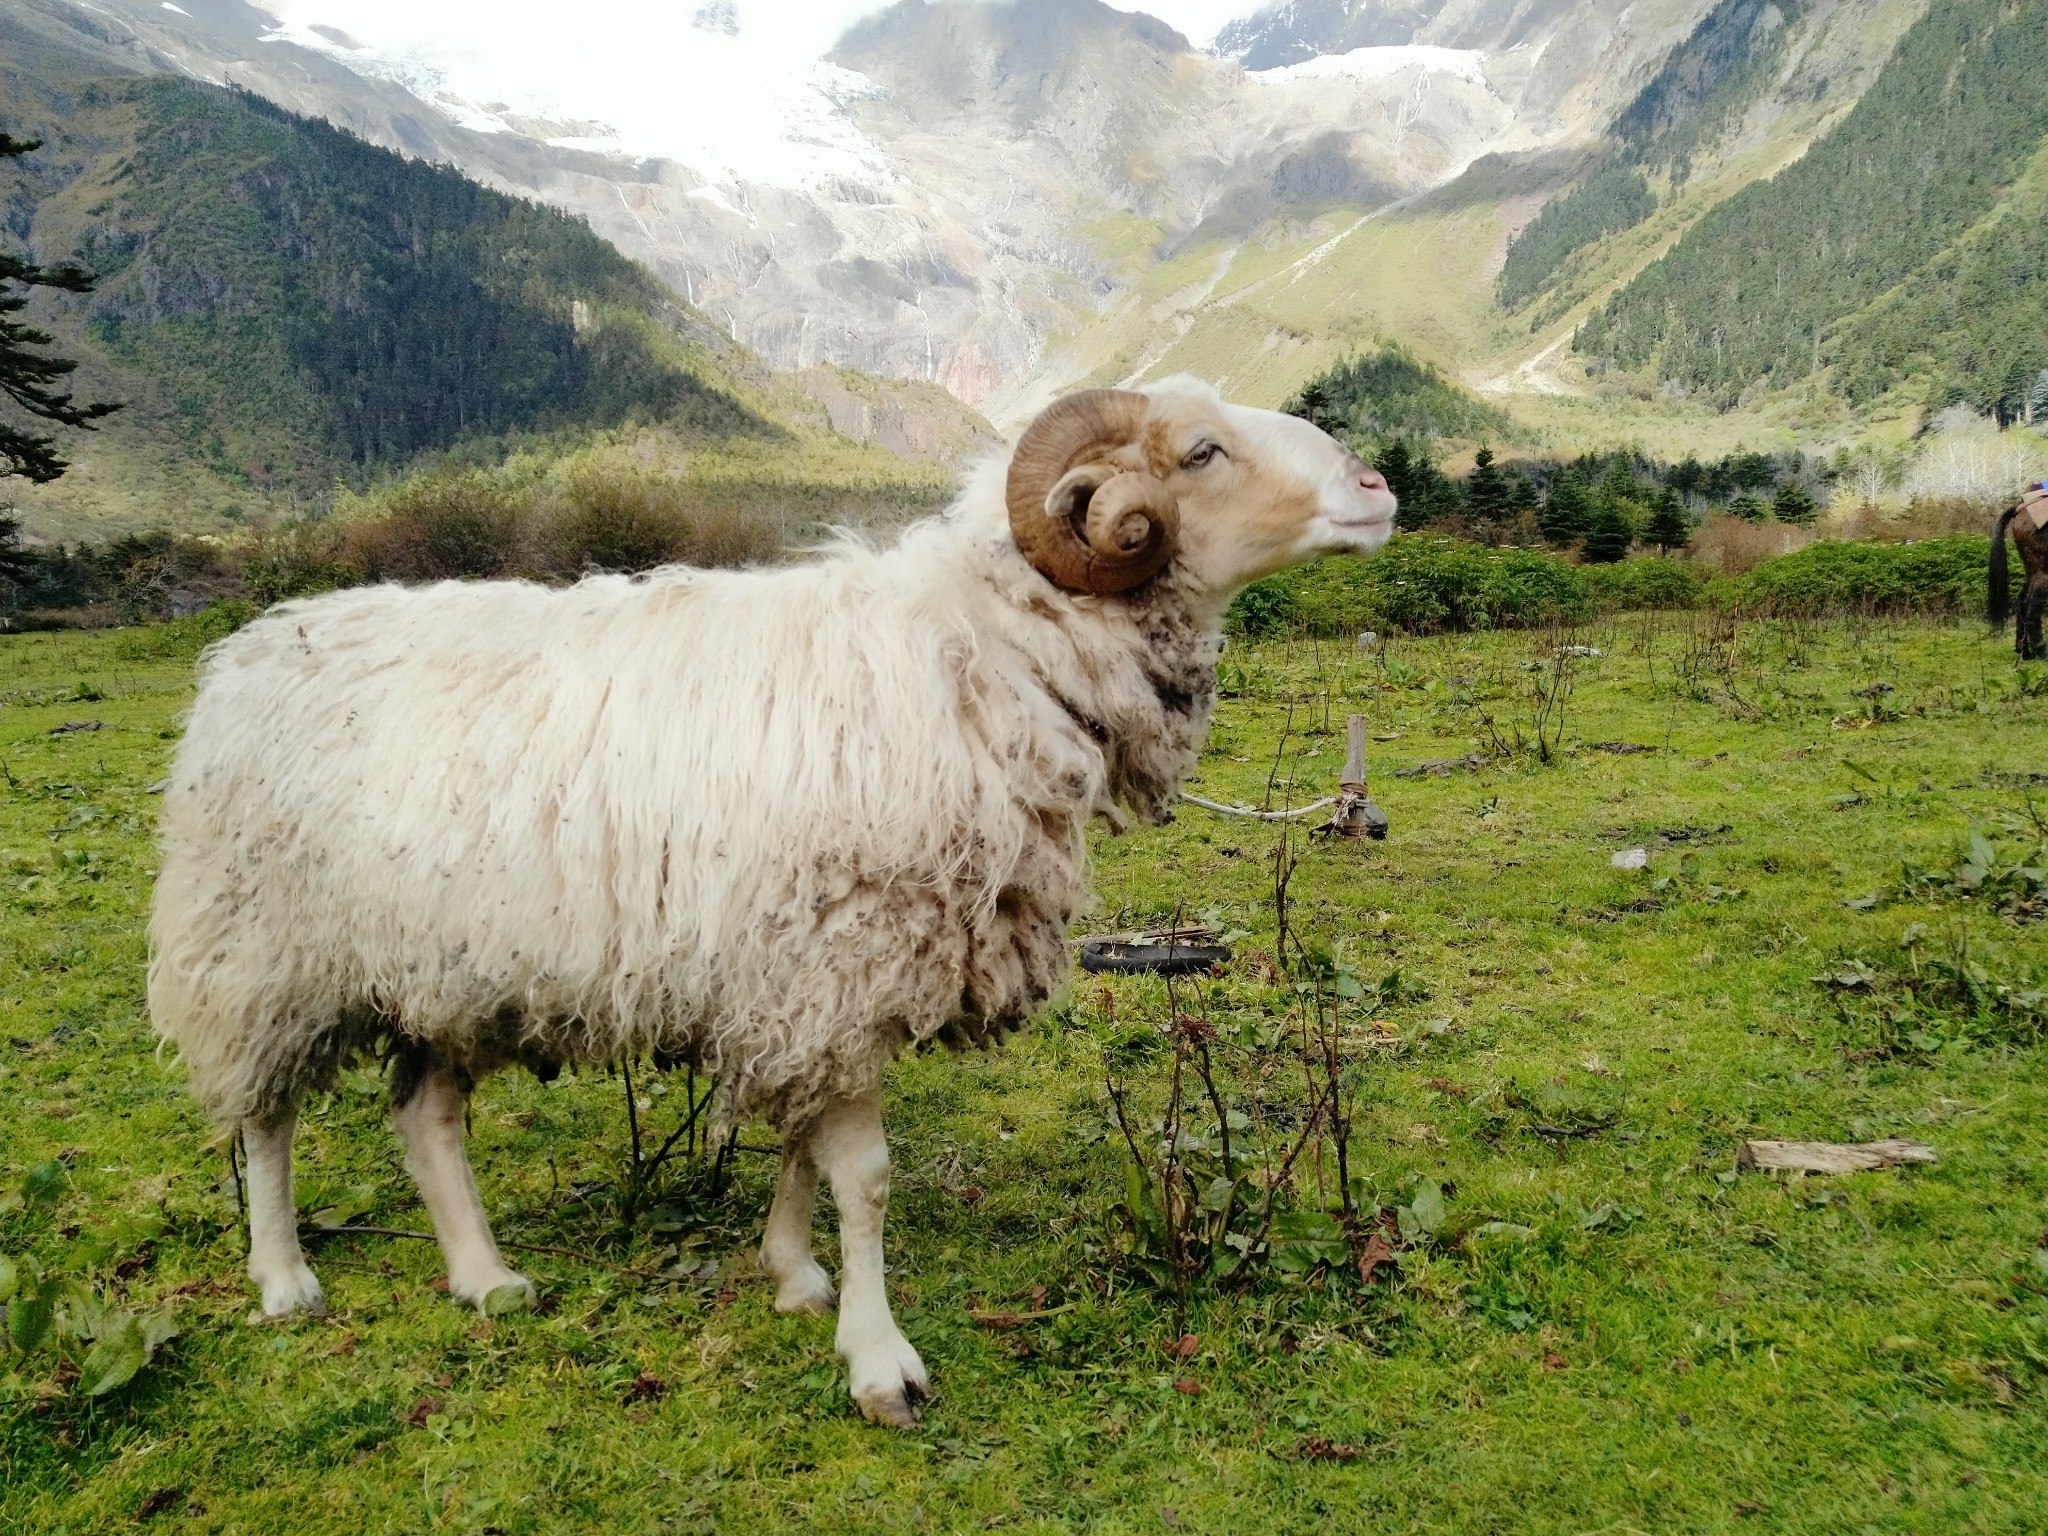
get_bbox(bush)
[1713,535,2013,616]
[346,472,524,582]
[1228,535,1590,637]
[527,466,783,577]
[1581,558,1705,612]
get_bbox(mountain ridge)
[0,22,991,539]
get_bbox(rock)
[1611,847,1649,870]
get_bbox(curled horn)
[1006,389,1180,595]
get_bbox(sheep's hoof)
[253,1263,327,1319]
[453,1270,536,1315]
[849,1337,930,1428]
[772,1263,837,1316]
[856,1392,929,1441]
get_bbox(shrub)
[345,472,524,582]
[1688,512,1813,575]
[527,465,783,577]
[1713,535,2013,617]
[1227,535,1590,637]
[1581,558,1704,612]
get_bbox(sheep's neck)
[1062,578,1222,828]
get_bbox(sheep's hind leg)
[241,1109,327,1317]
[812,1088,927,1426]
[391,1059,535,1311]
[760,1132,836,1314]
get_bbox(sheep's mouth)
[1321,509,1396,534]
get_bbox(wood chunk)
[1737,1138,1937,1174]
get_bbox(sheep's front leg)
[812,1088,927,1426]
[760,1133,836,1314]
[391,1061,535,1311]
[241,1109,327,1317]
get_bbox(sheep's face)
[1005,376,1394,602]
[1133,375,1395,598]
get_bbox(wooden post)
[1329,713,1388,839]
[1341,714,1367,792]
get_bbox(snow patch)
[250,3,899,192]
[1251,44,1491,90]
[161,2,192,13]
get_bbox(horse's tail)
[1990,505,2016,627]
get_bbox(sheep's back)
[151,559,1093,1119]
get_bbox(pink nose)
[1356,463,1388,493]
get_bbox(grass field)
[4,610,2048,1534]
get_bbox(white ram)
[149,376,1395,1424]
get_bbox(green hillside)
[1,38,983,547]
[2,73,762,515]
[1496,0,1817,316]
[1576,0,2048,414]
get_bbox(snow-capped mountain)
[25,0,1716,420]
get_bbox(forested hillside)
[1493,0,1812,313]
[1575,0,2048,415]
[4,72,760,505]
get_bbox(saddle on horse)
[2021,487,2048,534]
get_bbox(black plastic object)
[1078,938,1233,976]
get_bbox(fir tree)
[1772,480,1819,525]
[1288,379,1342,435]
[1464,446,1511,527]
[1,135,120,483]
[1375,436,1458,530]
[1645,487,1691,552]
[1582,500,1634,563]
[1507,473,1539,522]
[1728,493,1771,523]
[1539,469,1591,544]
[1597,457,1643,509]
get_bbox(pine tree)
[1465,446,1510,527]
[1597,456,1643,509]
[1645,487,1691,552]
[1582,500,1634,563]
[1539,469,1591,544]
[1772,480,1819,525]
[1374,436,1457,530]
[1289,379,1341,435]
[1728,493,1772,523]
[1,135,120,483]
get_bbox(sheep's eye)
[1181,442,1222,471]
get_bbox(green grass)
[4,612,2048,1533]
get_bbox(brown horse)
[1990,490,2048,661]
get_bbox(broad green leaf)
[1399,1179,1446,1244]
[8,1275,61,1353]
[139,1308,180,1353]
[20,1161,64,1209]
[1471,1221,1536,1243]
[1269,1209,1346,1272]
[79,1311,146,1395]
[0,1255,18,1304]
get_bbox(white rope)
[1179,792,1338,821]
